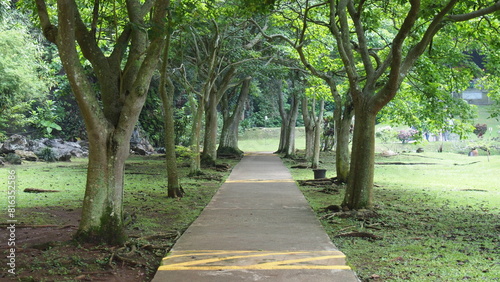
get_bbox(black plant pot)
[313,169,327,179]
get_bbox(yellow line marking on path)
[163,251,304,267]
[164,250,258,259]
[159,265,352,270]
[255,255,346,267]
[225,179,295,183]
[158,250,351,271]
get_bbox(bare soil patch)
[1,207,174,281]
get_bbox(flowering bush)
[397,129,418,143]
[473,124,487,138]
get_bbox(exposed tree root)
[24,188,60,193]
[335,231,382,240]
[297,178,338,186]
[291,164,310,169]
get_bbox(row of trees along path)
[29,0,500,244]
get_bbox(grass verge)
[0,155,238,281]
[285,151,500,281]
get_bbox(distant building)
[460,87,492,105]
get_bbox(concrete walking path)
[152,152,359,281]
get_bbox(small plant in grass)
[38,147,57,162]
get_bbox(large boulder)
[43,139,87,158]
[28,138,49,153]
[1,135,29,153]
[15,150,38,161]
[0,135,90,163]
[130,128,155,155]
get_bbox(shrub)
[5,153,22,164]
[376,126,398,143]
[38,147,57,162]
[473,123,487,138]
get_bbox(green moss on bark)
[75,206,127,245]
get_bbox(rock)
[381,150,397,157]
[1,135,89,163]
[43,139,86,158]
[58,154,72,162]
[1,134,29,153]
[15,150,38,161]
[77,140,89,151]
[130,127,155,155]
[28,138,48,152]
[416,148,424,153]
[131,143,148,155]
[468,149,478,157]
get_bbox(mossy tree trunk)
[302,96,315,161]
[302,96,324,168]
[159,24,183,198]
[218,76,252,158]
[342,105,376,209]
[333,90,354,184]
[312,99,324,169]
[276,79,287,153]
[201,90,219,167]
[276,79,300,157]
[77,134,129,244]
[189,94,204,175]
[201,66,237,166]
[35,0,168,244]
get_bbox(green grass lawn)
[1,105,498,281]
[285,150,500,281]
[239,127,306,152]
[0,155,237,281]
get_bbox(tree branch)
[347,1,374,82]
[54,0,106,136]
[34,0,58,43]
[371,0,421,111]
[448,1,500,22]
[328,0,359,98]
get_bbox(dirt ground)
[1,208,167,281]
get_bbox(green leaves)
[30,100,62,138]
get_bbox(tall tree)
[253,4,354,182]
[324,0,500,209]
[159,2,183,198]
[218,76,252,157]
[302,95,324,168]
[276,73,301,157]
[181,11,269,166]
[34,0,168,244]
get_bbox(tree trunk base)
[200,154,216,168]
[75,207,127,245]
[168,185,185,198]
[217,146,244,159]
